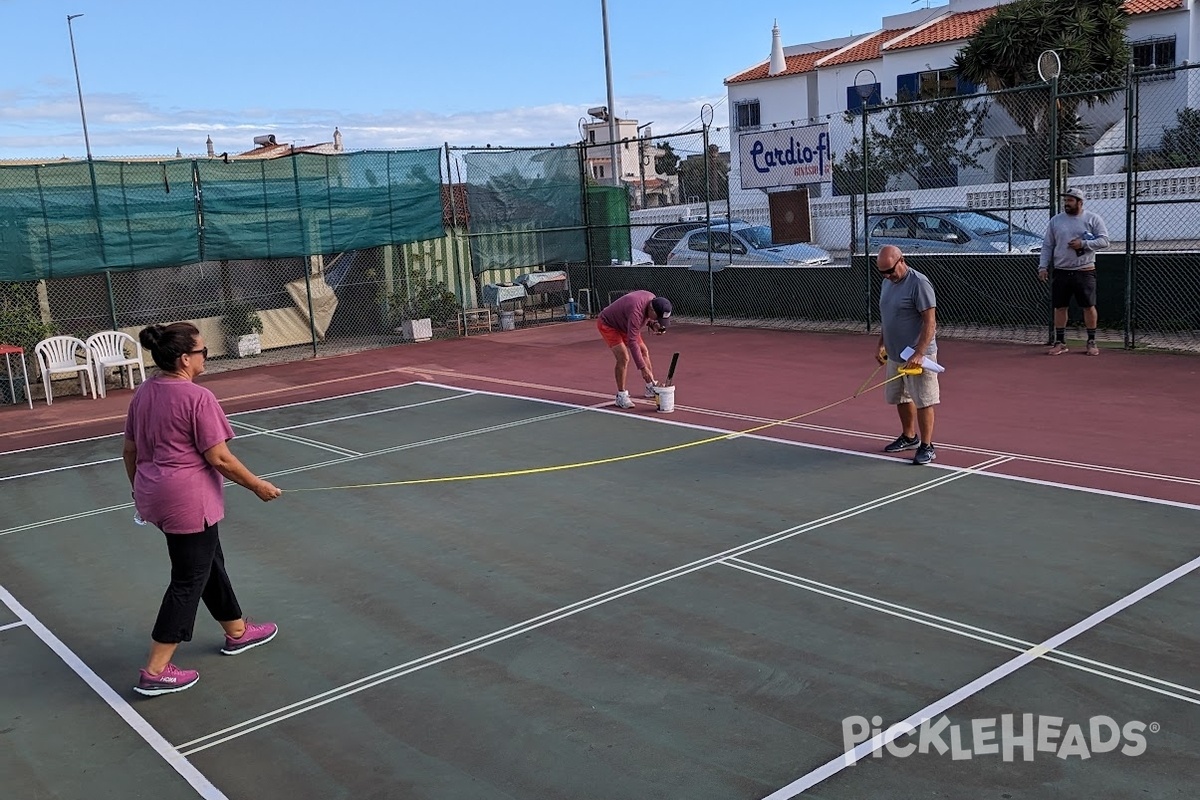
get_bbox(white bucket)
[499,311,516,331]
[655,385,676,413]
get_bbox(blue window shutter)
[847,83,881,112]
[956,75,977,95]
[897,73,918,101]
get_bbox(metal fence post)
[1124,69,1138,349]
[861,103,871,332]
[1046,74,1060,346]
[104,270,117,330]
[703,111,714,325]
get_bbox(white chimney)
[333,127,343,151]
[769,20,786,76]
[206,136,215,158]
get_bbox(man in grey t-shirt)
[1038,187,1109,356]
[875,245,940,465]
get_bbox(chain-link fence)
[4,66,1200,403]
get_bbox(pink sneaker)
[221,620,278,655]
[134,663,199,696]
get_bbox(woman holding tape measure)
[874,245,940,465]
[596,290,672,409]
[123,322,282,696]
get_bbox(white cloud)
[0,87,727,160]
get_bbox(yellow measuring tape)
[286,371,906,493]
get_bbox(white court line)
[0,381,425,457]
[417,382,1200,512]
[0,406,586,537]
[0,391,474,483]
[760,551,1200,800]
[416,379,1200,493]
[723,559,1200,707]
[0,583,228,800]
[229,420,362,458]
[176,456,1008,755]
[1,620,26,633]
[5,381,1197,514]
[673,407,1200,489]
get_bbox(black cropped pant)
[151,522,243,644]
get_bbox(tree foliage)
[832,134,888,197]
[677,145,729,202]
[654,141,680,175]
[1137,108,1200,170]
[953,0,1130,179]
[873,96,993,189]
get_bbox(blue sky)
[0,0,909,160]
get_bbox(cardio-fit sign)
[738,123,831,189]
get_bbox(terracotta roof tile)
[820,28,914,67]
[1123,0,1184,13]
[726,49,838,84]
[884,8,996,51]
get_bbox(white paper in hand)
[900,347,946,373]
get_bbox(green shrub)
[220,301,264,338]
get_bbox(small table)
[482,283,528,309]
[0,344,33,410]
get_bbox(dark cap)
[650,296,672,327]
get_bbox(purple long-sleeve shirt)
[598,290,655,370]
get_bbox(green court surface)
[1,384,1196,799]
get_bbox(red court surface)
[1,322,1197,506]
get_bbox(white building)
[581,117,679,208]
[723,0,1192,206]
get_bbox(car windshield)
[736,226,775,249]
[943,211,1024,237]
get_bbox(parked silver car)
[666,222,833,268]
[863,207,1043,254]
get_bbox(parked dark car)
[643,218,744,264]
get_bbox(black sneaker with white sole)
[883,434,920,453]
[912,443,936,465]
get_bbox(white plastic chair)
[85,331,146,398]
[34,335,97,405]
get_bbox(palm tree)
[953,0,1130,181]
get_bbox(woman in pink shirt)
[123,322,282,696]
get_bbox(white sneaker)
[644,382,659,398]
[615,391,635,409]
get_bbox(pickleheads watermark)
[842,714,1157,764]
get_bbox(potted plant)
[220,301,264,357]
[383,268,462,343]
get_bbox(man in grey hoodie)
[1038,187,1109,356]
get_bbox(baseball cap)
[1063,187,1086,201]
[650,296,672,327]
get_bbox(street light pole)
[67,12,110,302]
[66,14,93,161]
[600,0,620,188]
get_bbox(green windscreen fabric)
[463,147,586,274]
[0,160,199,280]
[0,149,446,281]
[586,185,631,265]
[197,149,445,260]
